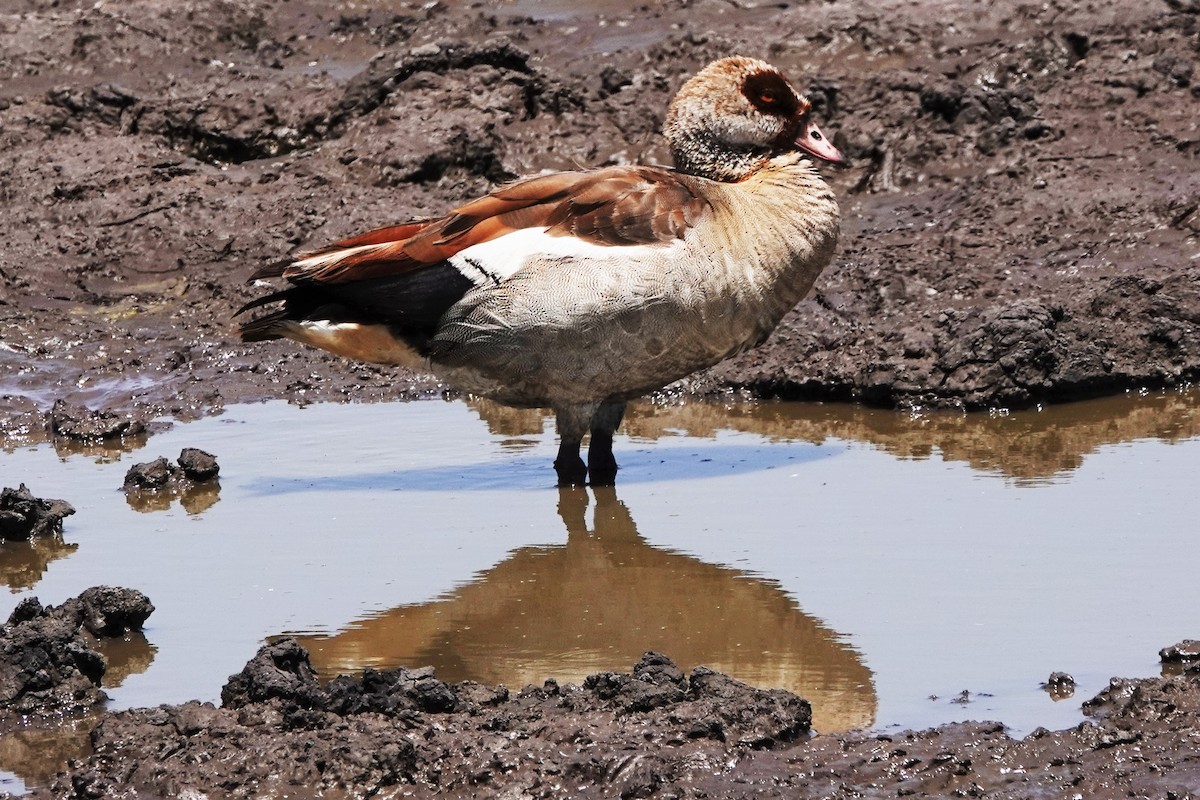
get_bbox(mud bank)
[15,639,1200,799]
[1,0,1198,426]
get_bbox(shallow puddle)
[3,390,1200,789]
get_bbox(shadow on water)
[240,440,834,494]
[289,486,877,733]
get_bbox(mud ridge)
[17,640,1200,799]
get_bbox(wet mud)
[16,639,1200,799]
[2,0,1200,795]
[2,0,1199,426]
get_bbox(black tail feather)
[236,261,473,344]
[237,309,291,342]
[246,256,295,282]
[234,287,297,317]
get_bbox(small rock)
[74,586,155,636]
[1043,671,1076,700]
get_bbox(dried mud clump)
[122,448,220,491]
[31,640,1200,799]
[0,485,75,541]
[50,643,812,798]
[0,587,153,715]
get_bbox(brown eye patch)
[742,70,802,117]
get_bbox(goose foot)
[587,432,618,486]
[553,402,626,487]
[586,401,625,486]
[554,439,588,487]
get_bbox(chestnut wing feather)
[545,168,709,245]
[268,166,708,287]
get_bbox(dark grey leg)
[553,406,592,487]
[587,401,626,486]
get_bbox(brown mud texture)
[3,0,1200,796]
[1,0,1199,430]
[24,639,1200,799]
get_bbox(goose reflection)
[291,486,877,733]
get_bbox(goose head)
[664,56,845,182]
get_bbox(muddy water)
[3,391,1200,785]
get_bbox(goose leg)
[553,405,591,487]
[587,401,626,486]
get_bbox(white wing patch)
[448,227,681,286]
[291,244,385,272]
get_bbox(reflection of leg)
[588,485,638,543]
[556,486,590,541]
[553,405,593,487]
[587,401,626,486]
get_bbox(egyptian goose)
[237,56,844,486]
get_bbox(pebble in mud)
[1043,671,1076,700]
